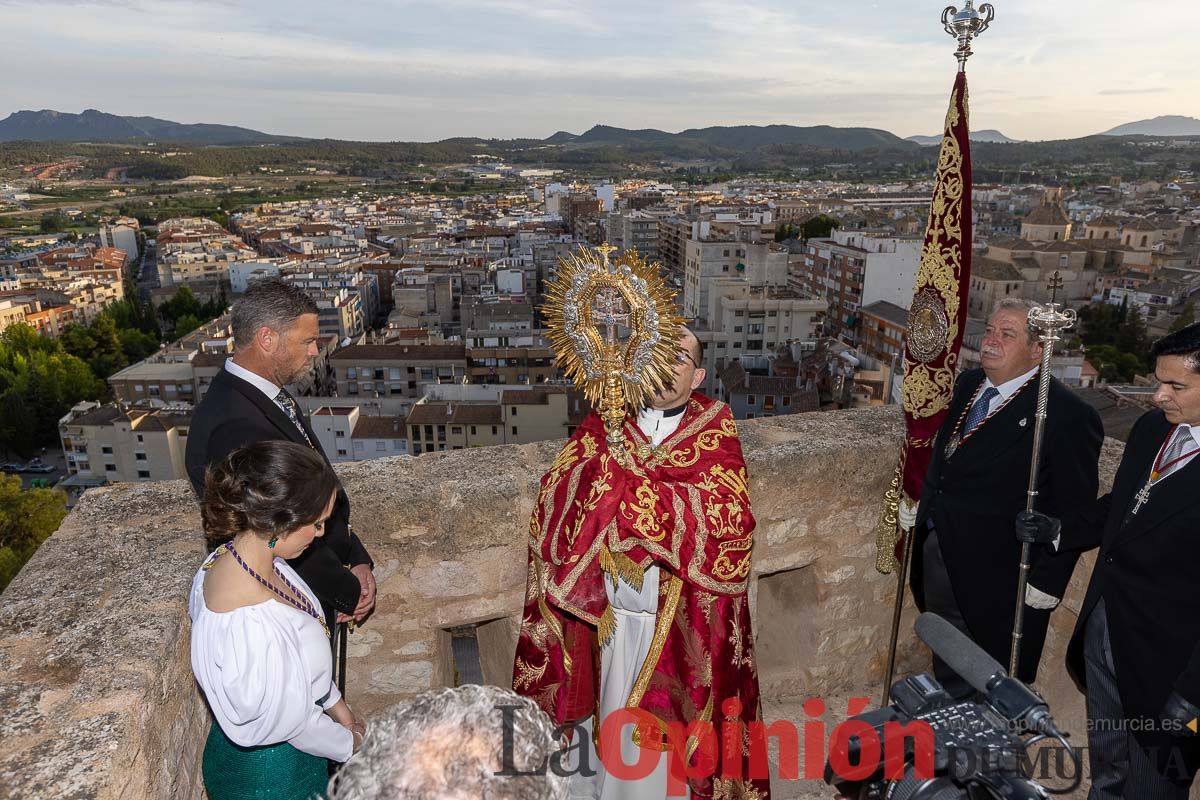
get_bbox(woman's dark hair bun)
[200,441,338,550]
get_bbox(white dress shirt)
[224,357,281,401]
[979,364,1039,417]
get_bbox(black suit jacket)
[1064,409,1200,769]
[185,367,371,617]
[911,368,1103,682]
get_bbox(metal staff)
[1009,296,1075,674]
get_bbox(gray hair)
[328,685,568,800]
[230,278,318,348]
[991,298,1039,345]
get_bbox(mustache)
[981,347,1002,358]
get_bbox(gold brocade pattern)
[664,417,739,468]
[627,574,684,709]
[513,656,547,690]
[566,454,613,548]
[902,83,967,421]
[619,479,667,542]
[713,779,768,800]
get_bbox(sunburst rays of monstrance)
[542,244,685,449]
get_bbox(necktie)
[963,386,1000,435]
[1157,426,1195,481]
[274,389,315,447]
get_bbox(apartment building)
[330,343,468,399]
[308,406,408,462]
[857,300,909,364]
[59,402,190,483]
[404,385,583,454]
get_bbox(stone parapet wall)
[0,406,1123,799]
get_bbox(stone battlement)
[0,406,1121,798]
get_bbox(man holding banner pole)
[876,1,1102,699]
[900,299,1102,689]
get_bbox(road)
[5,449,68,490]
[136,241,159,303]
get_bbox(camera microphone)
[914,613,1059,737]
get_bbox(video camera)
[824,613,1081,800]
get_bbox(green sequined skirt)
[202,722,329,800]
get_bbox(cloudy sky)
[2,0,1196,142]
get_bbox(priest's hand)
[1160,690,1200,737]
[1015,511,1060,545]
[897,498,918,532]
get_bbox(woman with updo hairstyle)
[189,440,364,800]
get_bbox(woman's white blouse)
[189,551,353,763]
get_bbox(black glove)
[1015,510,1061,545]
[1160,690,1200,737]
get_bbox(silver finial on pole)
[1008,299,1075,675]
[943,1,995,71]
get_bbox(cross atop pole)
[1048,270,1065,304]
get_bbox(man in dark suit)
[185,279,375,633]
[900,297,1103,689]
[1021,322,1200,799]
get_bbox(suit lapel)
[220,369,312,448]
[1112,419,1200,549]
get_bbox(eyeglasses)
[674,350,701,369]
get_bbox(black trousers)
[1083,600,1193,800]
[921,526,974,699]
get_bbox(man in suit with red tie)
[900,298,1103,692]
[1020,322,1200,799]
[185,279,376,639]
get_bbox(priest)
[513,327,768,800]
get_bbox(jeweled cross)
[1131,481,1152,515]
[591,286,630,345]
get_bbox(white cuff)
[1025,584,1060,610]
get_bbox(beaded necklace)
[223,542,330,638]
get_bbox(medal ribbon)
[1149,425,1200,483]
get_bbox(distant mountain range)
[1100,115,1200,137]
[906,129,1018,146]
[0,109,300,144]
[559,123,915,151]
[2,109,1198,167]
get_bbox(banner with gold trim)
[876,71,973,573]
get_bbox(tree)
[159,286,203,326]
[173,313,203,337]
[1170,302,1196,333]
[1086,344,1143,383]
[774,223,799,242]
[88,316,129,379]
[0,391,34,459]
[118,328,161,362]
[1115,306,1149,368]
[801,214,841,241]
[0,474,68,592]
[0,324,105,448]
[39,213,68,234]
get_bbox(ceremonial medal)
[944,435,960,459]
[1130,425,1199,515]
